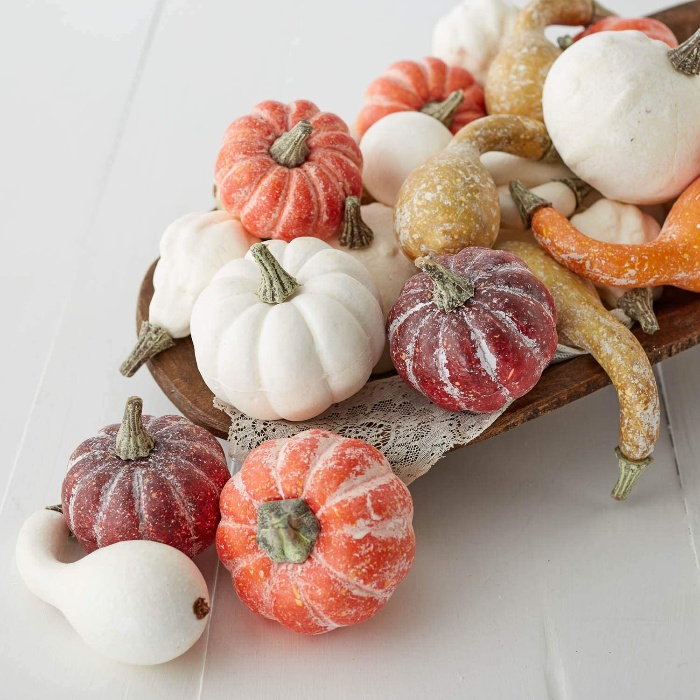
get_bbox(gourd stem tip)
[611,447,653,501]
[114,396,155,460]
[251,243,300,304]
[269,120,313,168]
[556,177,593,210]
[508,180,552,229]
[415,255,475,312]
[617,288,659,335]
[420,90,464,129]
[340,195,374,249]
[669,28,700,76]
[119,321,175,377]
[557,35,574,50]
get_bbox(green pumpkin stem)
[611,447,653,501]
[420,90,464,129]
[669,28,700,76]
[509,179,552,229]
[114,397,155,460]
[617,288,659,335]
[415,256,475,312]
[251,242,300,304]
[557,35,574,50]
[269,120,313,168]
[340,196,374,249]
[119,321,175,377]
[256,499,320,564]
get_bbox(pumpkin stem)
[556,176,593,210]
[256,499,320,564]
[415,255,475,312]
[509,179,552,229]
[668,28,700,76]
[114,397,155,460]
[269,120,313,168]
[617,288,659,335]
[611,446,653,501]
[340,196,374,249]
[120,321,175,377]
[420,90,464,129]
[250,242,300,304]
[557,35,574,50]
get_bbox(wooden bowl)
[134,1,700,442]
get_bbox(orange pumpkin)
[356,57,486,139]
[215,100,362,241]
[216,429,416,634]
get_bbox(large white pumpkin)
[190,238,385,421]
[543,30,700,204]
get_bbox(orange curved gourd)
[518,177,700,292]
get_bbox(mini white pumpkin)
[498,178,584,229]
[480,151,573,187]
[190,238,385,421]
[360,112,453,206]
[120,210,259,376]
[432,0,519,84]
[570,198,663,333]
[16,509,210,666]
[543,29,700,204]
[329,200,417,373]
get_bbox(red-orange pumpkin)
[356,57,486,139]
[216,429,416,634]
[215,100,362,241]
[568,17,678,48]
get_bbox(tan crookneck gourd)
[394,114,555,259]
[485,0,612,121]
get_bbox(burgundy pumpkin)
[61,396,230,558]
[387,248,557,412]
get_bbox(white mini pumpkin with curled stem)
[190,238,385,421]
[121,210,259,376]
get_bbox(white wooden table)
[2,1,700,697]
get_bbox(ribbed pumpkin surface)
[215,99,362,241]
[216,429,415,634]
[62,415,230,557]
[388,248,558,412]
[356,57,486,138]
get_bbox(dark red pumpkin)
[387,248,557,412]
[61,396,230,558]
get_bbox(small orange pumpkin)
[216,429,415,634]
[356,57,486,138]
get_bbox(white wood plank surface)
[2,0,699,698]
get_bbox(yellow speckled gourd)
[498,240,660,501]
[485,0,612,121]
[394,115,554,260]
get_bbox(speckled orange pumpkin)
[356,57,486,138]
[216,429,415,634]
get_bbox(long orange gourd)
[510,177,700,292]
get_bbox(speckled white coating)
[543,30,700,204]
[360,113,452,207]
[432,0,518,83]
[150,210,258,338]
[190,238,385,421]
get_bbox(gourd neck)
[114,397,155,460]
[612,447,653,500]
[420,90,464,129]
[119,321,175,377]
[509,179,552,228]
[256,498,320,564]
[669,28,700,76]
[517,0,613,33]
[617,288,659,335]
[269,120,313,168]
[339,196,374,249]
[415,256,475,312]
[251,243,300,304]
[451,114,555,161]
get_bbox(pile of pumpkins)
[16,0,700,668]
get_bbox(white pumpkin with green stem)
[329,199,416,373]
[190,238,385,421]
[15,508,211,665]
[570,198,663,333]
[120,210,259,377]
[543,28,700,204]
